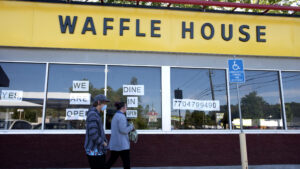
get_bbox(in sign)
[127,97,138,108]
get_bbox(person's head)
[92,94,110,112]
[114,101,126,113]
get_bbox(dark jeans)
[87,154,106,169]
[106,150,130,169]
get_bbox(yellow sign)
[0,1,299,57]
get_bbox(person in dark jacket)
[84,94,110,169]
[106,102,134,169]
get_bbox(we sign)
[73,81,89,91]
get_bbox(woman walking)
[84,94,110,169]
[106,102,134,169]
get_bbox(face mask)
[101,105,107,111]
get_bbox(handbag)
[129,130,138,143]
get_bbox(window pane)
[106,66,162,130]
[230,70,283,130]
[282,71,300,129]
[46,64,105,129]
[0,63,45,130]
[171,68,229,130]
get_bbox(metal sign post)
[228,56,248,169]
[237,83,243,132]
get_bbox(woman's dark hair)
[92,101,99,107]
[92,101,104,107]
[114,101,125,110]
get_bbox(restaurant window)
[106,66,162,130]
[45,64,105,129]
[230,70,283,130]
[282,71,300,129]
[171,68,229,130]
[0,62,45,130]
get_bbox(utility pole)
[208,69,215,101]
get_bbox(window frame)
[0,61,47,131]
[229,69,284,130]
[280,70,300,130]
[170,66,230,131]
[105,64,163,130]
[0,60,299,134]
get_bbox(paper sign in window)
[123,85,144,96]
[65,108,88,120]
[126,110,138,118]
[70,93,91,105]
[173,99,220,111]
[1,90,23,102]
[73,81,89,91]
[127,97,138,108]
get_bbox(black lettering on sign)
[239,25,250,42]
[2,91,7,97]
[137,87,141,93]
[73,82,81,89]
[74,110,79,115]
[256,26,266,42]
[136,19,146,37]
[59,15,77,34]
[103,18,114,35]
[182,22,194,39]
[9,92,16,99]
[151,20,161,37]
[57,16,267,43]
[221,24,233,41]
[201,23,215,40]
[79,110,85,116]
[128,98,136,104]
[82,17,96,35]
[67,111,72,117]
[120,18,130,36]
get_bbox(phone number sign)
[173,99,220,111]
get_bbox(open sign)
[65,108,88,120]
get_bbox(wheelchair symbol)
[232,61,240,71]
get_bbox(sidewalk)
[46,165,300,169]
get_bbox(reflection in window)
[171,68,229,130]
[230,71,283,130]
[106,66,162,130]
[45,64,105,129]
[0,63,45,130]
[282,71,300,129]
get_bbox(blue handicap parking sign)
[228,59,245,83]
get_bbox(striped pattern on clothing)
[84,107,107,156]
